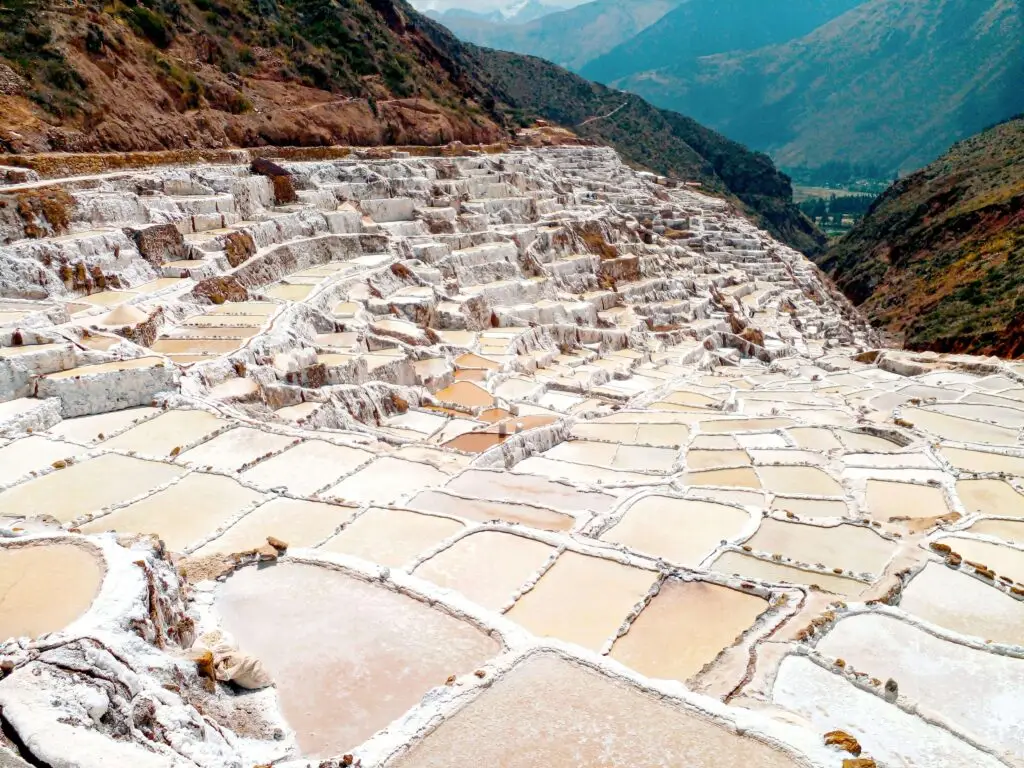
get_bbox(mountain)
[581,0,865,84]
[470,47,825,255]
[0,0,508,153]
[602,0,1024,175]
[0,0,821,254]
[815,116,1024,355]
[434,0,680,72]
[426,1,559,25]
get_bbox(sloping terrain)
[581,0,863,85]
[2,143,1023,768]
[817,116,1024,355]
[606,0,1024,173]
[428,0,679,72]
[0,0,508,153]
[473,48,826,255]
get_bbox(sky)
[409,0,588,12]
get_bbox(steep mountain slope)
[0,0,507,153]
[817,116,1024,355]
[433,0,680,71]
[581,0,863,85]
[470,47,824,255]
[607,0,1024,174]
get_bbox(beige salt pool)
[770,497,848,519]
[956,479,1024,517]
[0,454,184,523]
[43,356,167,379]
[757,466,843,496]
[240,440,373,495]
[102,409,224,456]
[445,469,615,513]
[388,652,803,768]
[45,407,159,444]
[899,562,1024,644]
[324,457,450,505]
[176,427,295,473]
[681,467,762,489]
[81,472,265,552]
[413,531,554,610]
[433,381,495,409]
[406,490,574,531]
[787,428,842,451]
[602,496,750,566]
[194,498,356,556]
[865,481,951,525]
[506,551,657,650]
[0,542,104,640]
[745,519,893,574]
[902,407,1019,446]
[610,579,768,682]
[699,418,794,434]
[939,446,1024,475]
[216,563,498,758]
[933,536,1024,582]
[711,552,867,596]
[966,517,1024,541]
[320,507,464,567]
[0,436,85,486]
[686,450,751,470]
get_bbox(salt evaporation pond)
[216,563,499,757]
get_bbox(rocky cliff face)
[816,116,1024,355]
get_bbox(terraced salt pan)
[686,450,751,470]
[43,356,167,379]
[325,457,450,505]
[81,472,264,551]
[44,407,159,444]
[940,446,1024,476]
[956,479,1024,517]
[506,551,657,651]
[413,531,555,611]
[194,498,355,556]
[787,428,842,451]
[216,563,499,758]
[320,507,464,567]
[601,497,751,566]
[712,552,866,596]
[757,466,843,496]
[0,542,103,640]
[239,440,373,495]
[699,418,794,434]
[902,407,1019,446]
[0,454,184,523]
[176,427,295,472]
[389,653,802,768]
[0,436,85,486]
[966,517,1024,542]
[770,497,848,519]
[934,536,1024,582]
[544,440,678,472]
[681,467,762,489]
[407,490,574,531]
[744,519,894,574]
[610,579,767,682]
[570,422,689,447]
[899,562,1024,644]
[102,408,223,456]
[514,456,653,486]
[772,656,1007,768]
[151,338,242,355]
[818,613,1024,757]
[865,481,951,525]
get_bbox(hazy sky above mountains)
[410,0,587,11]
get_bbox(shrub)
[126,6,173,48]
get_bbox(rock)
[824,730,862,756]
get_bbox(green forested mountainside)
[581,0,863,85]
[605,0,1024,174]
[470,47,825,255]
[430,0,679,72]
[816,116,1024,355]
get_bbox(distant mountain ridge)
[603,0,1024,173]
[581,0,864,85]
[434,0,680,71]
[815,116,1024,355]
